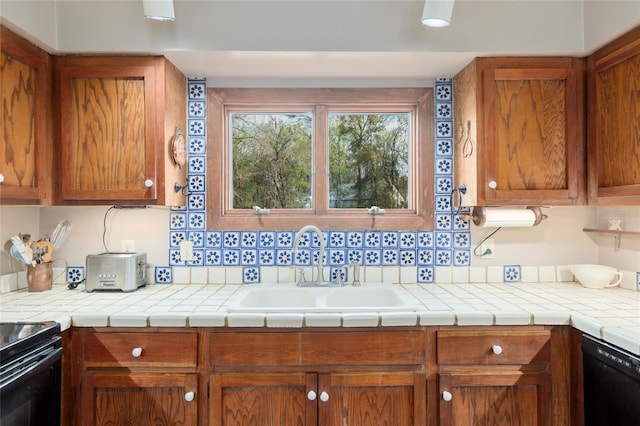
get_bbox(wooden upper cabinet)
[0,26,53,204]
[587,26,640,204]
[453,57,586,207]
[53,55,187,205]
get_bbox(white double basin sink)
[227,284,422,313]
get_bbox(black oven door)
[583,334,640,426]
[0,337,62,426]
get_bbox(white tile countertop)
[1,282,638,355]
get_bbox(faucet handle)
[349,261,361,287]
[296,267,307,287]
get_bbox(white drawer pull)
[319,391,329,402]
[0,173,4,183]
[307,390,317,401]
[144,179,154,188]
[131,347,143,357]
[488,180,497,189]
[442,391,452,401]
[492,345,503,355]
[184,391,194,402]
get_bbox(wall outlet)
[121,240,135,252]
[180,240,194,261]
[479,238,495,258]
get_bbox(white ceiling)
[2,1,640,87]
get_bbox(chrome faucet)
[293,225,326,286]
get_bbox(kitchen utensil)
[568,264,623,289]
[50,221,72,249]
[10,236,33,265]
[33,240,54,263]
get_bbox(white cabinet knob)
[144,179,154,188]
[0,173,4,183]
[442,391,452,402]
[184,391,194,402]
[131,347,143,357]
[307,390,317,401]
[492,345,503,355]
[319,391,329,402]
[488,180,497,189]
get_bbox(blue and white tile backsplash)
[155,77,472,284]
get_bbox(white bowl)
[568,264,623,289]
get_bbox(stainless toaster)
[86,252,147,292]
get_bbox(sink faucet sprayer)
[292,225,326,286]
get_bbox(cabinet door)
[0,27,52,204]
[56,57,159,202]
[319,372,426,426]
[438,370,550,426]
[81,372,198,425]
[483,66,584,205]
[587,27,640,204]
[209,372,316,426]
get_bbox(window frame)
[207,88,434,231]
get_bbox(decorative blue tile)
[364,249,381,266]
[504,265,521,282]
[294,232,312,248]
[67,266,84,284]
[435,84,452,100]
[636,272,640,290]
[169,249,183,266]
[187,250,204,266]
[188,155,206,174]
[382,249,398,265]
[328,231,346,248]
[259,250,276,266]
[328,249,346,266]
[436,139,453,156]
[364,231,381,248]
[205,249,222,266]
[240,231,258,248]
[259,231,276,248]
[169,231,187,247]
[417,249,434,266]
[435,232,452,248]
[399,232,416,249]
[453,215,471,230]
[188,101,205,117]
[276,250,293,266]
[276,231,294,248]
[436,102,452,118]
[436,121,452,138]
[453,232,471,248]
[435,177,453,194]
[188,82,206,100]
[169,212,187,230]
[435,214,453,230]
[241,249,258,265]
[188,137,206,154]
[346,231,363,248]
[188,119,205,136]
[223,231,241,248]
[187,212,205,229]
[435,196,451,212]
[381,231,398,248]
[206,231,222,248]
[188,231,205,248]
[223,249,241,266]
[417,231,434,248]
[346,250,363,264]
[417,266,434,283]
[243,267,260,284]
[330,267,346,282]
[294,249,311,266]
[188,193,205,211]
[436,77,452,83]
[435,249,452,266]
[188,175,205,192]
[436,157,453,175]
[399,250,416,266]
[453,249,471,266]
[155,266,172,284]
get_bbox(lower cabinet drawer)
[437,328,551,365]
[83,332,198,367]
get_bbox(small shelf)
[583,228,640,251]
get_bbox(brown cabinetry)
[437,327,553,426]
[587,26,640,204]
[0,26,52,204]
[453,57,586,207]
[71,330,199,425]
[53,55,187,205]
[207,329,427,426]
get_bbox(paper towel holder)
[470,206,548,227]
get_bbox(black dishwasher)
[582,334,640,425]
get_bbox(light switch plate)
[180,240,194,261]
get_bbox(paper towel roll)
[472,207,546,227]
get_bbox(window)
[207,88,434,231]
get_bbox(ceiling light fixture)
[143,0,175,22]
[421,0,455,28]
